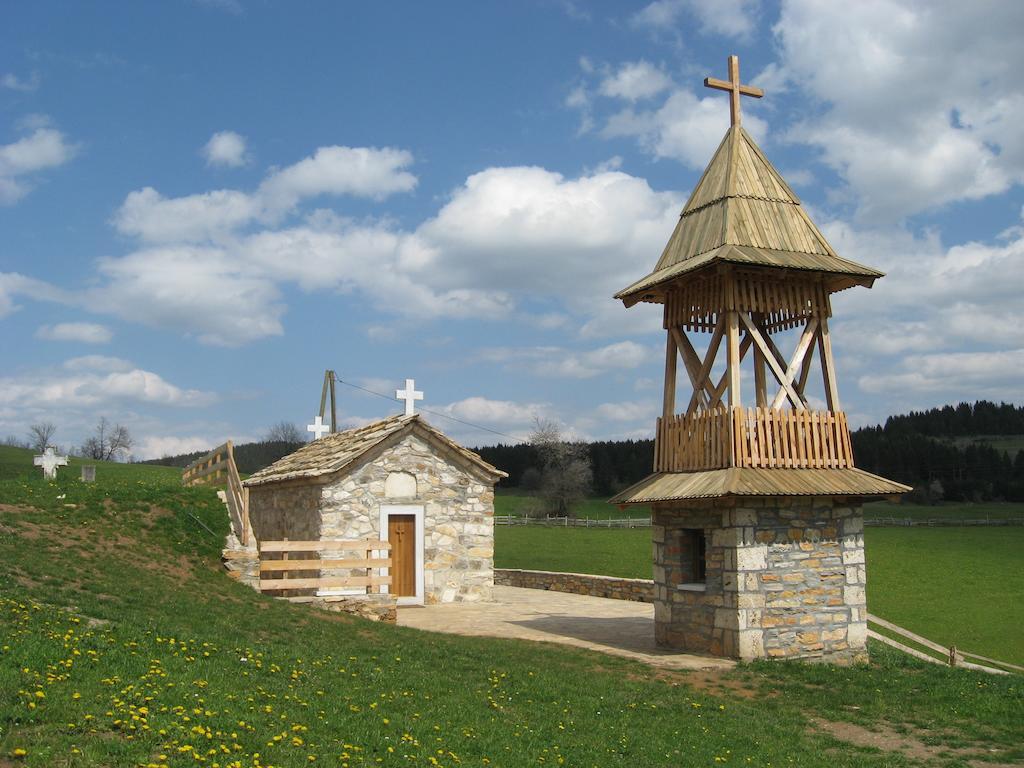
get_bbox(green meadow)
[0,448,1021,766]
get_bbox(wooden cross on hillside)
[704,55,763,127]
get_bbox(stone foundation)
[653,497,867,663]
[495,568,654,602]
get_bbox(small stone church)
[244,413,506,605]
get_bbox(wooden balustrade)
[257,540,392,595]
[655,407,853,472]
[183,440,250,545]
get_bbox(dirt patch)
[811,717,1014,765]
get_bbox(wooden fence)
[867,613,1022,675]
[495,515,652,528]
[655,407,853,472]
[258,539,392,596]
[182,441,250,546]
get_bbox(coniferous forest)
[146,401,1024,503]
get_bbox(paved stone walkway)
[397,585,733,670]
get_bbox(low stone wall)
[495,568,654,603]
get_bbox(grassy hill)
[0,453,1021,766]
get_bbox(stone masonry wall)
[320,433,495,604]
[494,569,654,602]
[653,498,867,662]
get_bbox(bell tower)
[611,56,909,663]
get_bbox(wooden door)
[388,514,416,597]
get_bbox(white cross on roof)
[396,378,424,416]
[306,415,331,440]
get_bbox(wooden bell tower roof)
[616,53,884,308]
[616,125,884,306]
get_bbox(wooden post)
[753,314,767,408]
[328,370,338,433]
[818,315,841,412]
[663,328,678,423]
[726,310,741,408]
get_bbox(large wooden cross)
[704,54,763,127]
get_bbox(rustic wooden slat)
[260,540,392,552]
[260,575,392,591]
[260,558,392,572]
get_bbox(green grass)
[0,453,1022,766]
[865,527,1024,665]
[0,444,182,483]
[494,491,652,520]
[865,500,1024,521]
[496,527,652,579]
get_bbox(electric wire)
[331,374,523,442]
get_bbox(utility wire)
[332,374,523,442]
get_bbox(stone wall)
[495,569,654,602]
[320,433,494,604]
[653,497,867,663]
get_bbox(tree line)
[132,400,1023,504]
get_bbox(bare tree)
[81,417,134,461]
[530,418,592,517]
[265,421,304,443]
[28,422,57,453]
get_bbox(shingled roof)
[615,126,884,305]
[609,467,910,505]
[243,413,506,487]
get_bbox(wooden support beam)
[738,311,804,409]
[726,310,741,407]
[675,319,724,415]
[818,315,841,412]
[709,334,752,407]
[770,316,819,410]
[752,314,767,407]
[663,330,678,422]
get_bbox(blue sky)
[2,0,1023,459]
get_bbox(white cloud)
[202,130,249,167]
[1,72,40,92]
[595,400,655,422]
[858,350,1024,400]
[113,145,418,243]
[0,272,68,317]
[36,322,113,344]
[0,357,215,410]
[599,61,672,101]
[87,246,285,347]
[135,435,221,460]
[23,162,679,345]
[113,187,260,243]
[481,341,650,378]
[603,88,768,169]
[0,124,78,204]
[631,0,760,39]
[258,145,417,210]
[440,396,548,426]
[772,0,1024,221]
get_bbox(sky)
[1,0,1023,459]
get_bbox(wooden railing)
[183,441,250,545]
[655,409,732,471]
[655,407,853,472]
[258,540,392,595]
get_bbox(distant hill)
[141,440,303,476]
[143,401,1024,503]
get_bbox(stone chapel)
[609,56,910,663]
[244,413,506,605]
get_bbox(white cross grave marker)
[306,415,331,440]
[34,446,69,480]
[396,378,423,416]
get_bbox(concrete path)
[397,585,733,671]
